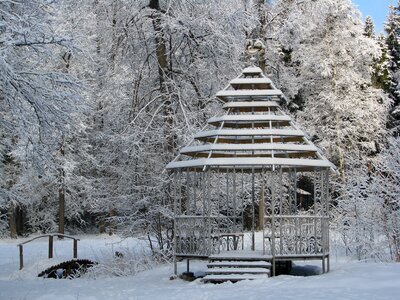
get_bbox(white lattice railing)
[174,216,243,256]
[264,215,329,256]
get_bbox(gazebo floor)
[209,250,329,261]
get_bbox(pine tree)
[385,2,400,131]
[385,3,400,73]
[364,16,376,39]
[372,35,392,91]
[363,17,392,92]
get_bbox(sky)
[352,0,392,34]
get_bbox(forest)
[1,0,399,263]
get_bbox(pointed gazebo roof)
[167,66,334,172]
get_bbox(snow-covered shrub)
[332,137,400,262]
[85,244,157,278]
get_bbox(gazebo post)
[217,167,221,252]
[226,169,229,225]
[192,170,196,213]
[233,167,237,230]
[173,171,177,275]
[206,168,212,255]
[261,167,266,255]
[241,169,245,237]
[271,170,276,276]
[251,167,256,251]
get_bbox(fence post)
[73,239,78,258]
[48,235,53,259]
[19,245,23,270]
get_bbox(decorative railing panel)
[175,215,243,256]
[175,216,211,256]
[216,233,244,252]
[264,215,329,256]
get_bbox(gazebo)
[166,56,335,282]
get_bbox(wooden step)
[206,267,270,275]
[207,261,271,268]
[202,274,267,283]
[209,254,272,262]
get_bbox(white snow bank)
[0,235,399,300]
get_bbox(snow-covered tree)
[0,0,86,236]
[385,3,400,74]
[371,35,393,92]
[270,0,389,169]
[0,0,396,263]
[385,2,400,132]
[364,16,376,39]
[339,136,400,261]
[260,0,392,260]
[60,0,249,246]
[373,137,400,262]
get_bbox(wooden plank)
[73,239,78,258]
[230,78,271,85]
[202,274,267,283]
[206,268,270,275]
[209,250,271,261]
[207,261,271,268]
[242,67,263,74]
[17,233,80,246]
[274,253,329,260]
[48,235,53,259]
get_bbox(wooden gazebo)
[166,61,335,282]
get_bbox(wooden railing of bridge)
[17,233,80,270]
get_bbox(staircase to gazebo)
[202,251,271,283]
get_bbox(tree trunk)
[257,0,267,73]
[6,136,19,238]
[58,138,65,235]
[99,213,106,234]
[16,206,25,235]
[108,208,117,235]
[149,0,177,154]
[58,184,65,235]
[8,204,17,239]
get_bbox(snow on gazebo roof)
[166,65,335,172]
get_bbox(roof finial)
[246,39,265,66]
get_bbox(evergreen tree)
[372,35,392,92]
[364,16,376,39]
[363,17,392,92]
[385,3,400,73]
[385,2,400,131]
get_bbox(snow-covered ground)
[0,234,399,300]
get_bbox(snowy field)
[0,234,399,300]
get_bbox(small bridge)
[17,233,80,270]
